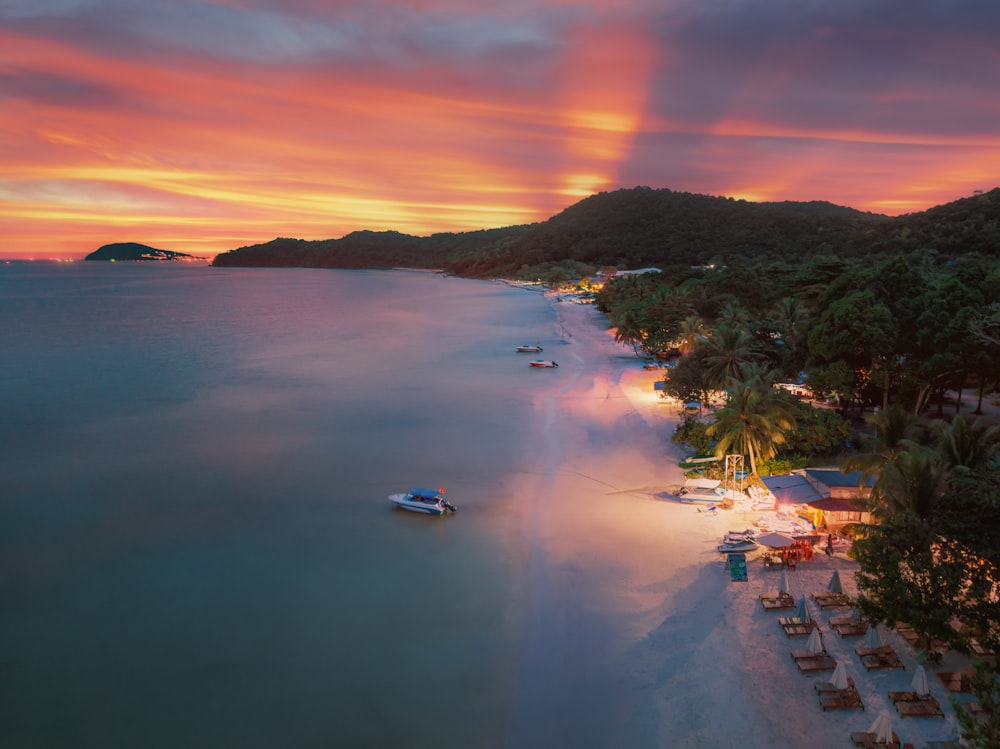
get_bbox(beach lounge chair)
[760,592,795,610]
[895,699,944,718]
[813,592,851,608]
[861,650,905,671]
[779,618,817,637]
[936,671,973,693]
[834,619,870,637]
[795,654,836,672]
[815,677,856,694]
[850,732,911,749]
[855,644,894,658]
[820,689,864,711]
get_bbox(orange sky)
[2,1,999,259]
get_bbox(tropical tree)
[932,413,1000,472]
[702,325,758,391]
[706,368,797,475]
[611,305,646,358]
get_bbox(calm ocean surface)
[1,263,561,748]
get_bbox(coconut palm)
[702,325,757,391]
[677,315,706,355]
[869,447,945,519]
[706,369,798,476]
[933,413,1000,472]
[612,305,646,358]
[840,404,928,487]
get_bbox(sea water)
[0,262,560,748]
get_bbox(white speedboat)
[717,528,759,552]
[389,487,457,515]
[529,360,559,368]
[516,344,543,352]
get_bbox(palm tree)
[702,325,757,391]
[869,447,945,519]
[933,413,1000,472]
[677,315,706,355]
[706,369,797,476]
[612,305,646,358]
[840,404,928,489]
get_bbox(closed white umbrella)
[912,665,930,696]
[779,568,790,595]
[868,711,893,743]
[831,661,849,690]
[795,596,808,622]
[827,569,843,594]
[805,627,824,655]
[865,624,883,650]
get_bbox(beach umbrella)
[805,627,824,655]
[757,531,796,548]
[911,665,930,696]
[827,569,844,594]
[779,568,790,595]
[795,596,808,622]
[865,624,883,650]
[868,711,893,744]
[831,661,849,691]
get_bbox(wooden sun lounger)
[855,644,894,657]
[937,671,973,693]
[861,650,905,671]
[815,677,856,694]
[835,620,869,637]
[760,593,795,610]
[813,592,851,608]
[895,699,944,718]
[792,648,828,660]
[850,732,912,749]
[796,654,836,672]
[780,619,817,637]
[819,689,864,711]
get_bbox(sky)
[2,0,999,259]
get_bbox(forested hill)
[211,186,1000,278]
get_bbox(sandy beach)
[502,292,971,749]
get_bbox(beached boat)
[516,344,543,352]
[388,487,457,515]
[676,478,745,504]
[717,528,759,552]
[529,360,559,367]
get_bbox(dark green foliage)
[210,186,1000,274]
[671,414,712,454]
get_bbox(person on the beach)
[825,533,834,556]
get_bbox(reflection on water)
[0,264,557,748]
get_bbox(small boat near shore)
[529,360,559,368]
[717,528,759,553]
[676,478,744,504]
[516,344,543,352]
[388,487,457,515]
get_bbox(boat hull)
[388,491,455,515]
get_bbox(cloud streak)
[1,0,997,257]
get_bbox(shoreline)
[501,290,966,748]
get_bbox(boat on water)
[388,487,457,515]
[516,344,543,353]
[529,360,559,368]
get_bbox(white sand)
[503,293,970,748]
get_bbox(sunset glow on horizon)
[2,1,999,259]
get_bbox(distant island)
[85,242,201,262]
